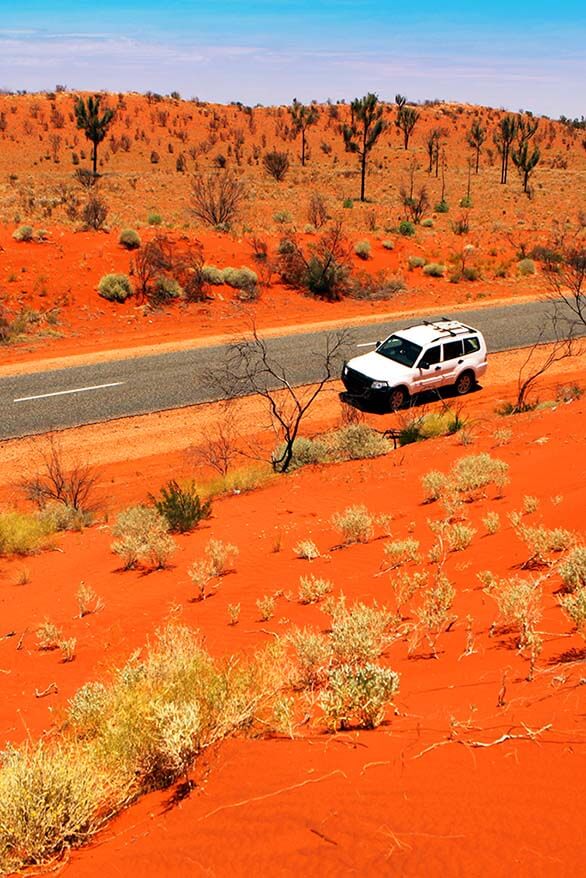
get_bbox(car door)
[413,344,443,391]
[437,339,465,387]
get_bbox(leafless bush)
[22,437,99,516]
[187,411,240,476]
[82,195,108,230]
[307,191,328,229]
[190,172,244,228]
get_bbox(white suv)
[341,319,488,410]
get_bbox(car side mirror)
[375,340,381,348]
[419,361,429,370]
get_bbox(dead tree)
[211,326,352,473]
[512,322,577,412]
[540,220,586,330]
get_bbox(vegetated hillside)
[0,91,584,362]
[0,359,585,874]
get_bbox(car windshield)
[376,334,422,367]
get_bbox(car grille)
[342,365,372,395]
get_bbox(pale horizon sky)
[0,1,584,118]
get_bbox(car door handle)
[434,366,441,371]
[458,359,463,364]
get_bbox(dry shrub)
[76,582,104,618]
[412,576,455,656]
[256,595,276,621]
[382,538,420,571]
[516,524,576,567]
[489,576,542,649]
[111,506,176,570]
[483,511,501,534]
[558,546,586,592]
[331,504,377,545]
[391,570,428,616]
[328,598,398,664]
[451,453,509,498]
[298,574,333,604]
[421,470,451,502]
[293,539,320,560]
[36,619,63,650]
[328,424,391,460]
[288,627,332,688]
[559,589,586,638]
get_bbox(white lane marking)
[14,381,125,403]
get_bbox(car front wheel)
[455,371,475,395]
[389,386,407,411]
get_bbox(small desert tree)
[342,93,386,201]
[289,99,319,166]
[74,95,115,176]
[494,114,518,184]
[512,321,576,412]
[211,325,352,473]
[395,95,419,150]
[512,140,540,195]
[467,119,486,173]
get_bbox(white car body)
[341,319,488,408]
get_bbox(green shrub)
[201,265,224,285]
[422,262,446,277]
[435,200,449,213]
[0,742,111,874]
[518,258,536,276]
[273,437,328,471]
[408,255,426,269]
[273,210,291,224]
[0,512,52,556]
[342,198,353,208]
[150,480,211,533]
[329,424,391,460]
[382,239,394,250]
[119,229,141,250]
[222,266,258,296]
[148,212,163,225]
[320,662,400,730]
[152,276,183,301]
[12,225,33,242]
[398,220,415,237]
[354,240,371,260]
[97,274,133,303]
[421,218,434,228]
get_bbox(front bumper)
[341,364,389,400]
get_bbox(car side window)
[463,336,480,354]
[419,345,441,368]
[443,340,464,361]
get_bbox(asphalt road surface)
[0,300,582,441]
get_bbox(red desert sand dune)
[0,347,585,876]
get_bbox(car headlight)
[371,380,389,390]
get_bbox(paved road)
[0,300,582,440]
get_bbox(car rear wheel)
[389,386,407,411]
[455,370,475,395]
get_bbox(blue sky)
[1,2,584,116]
